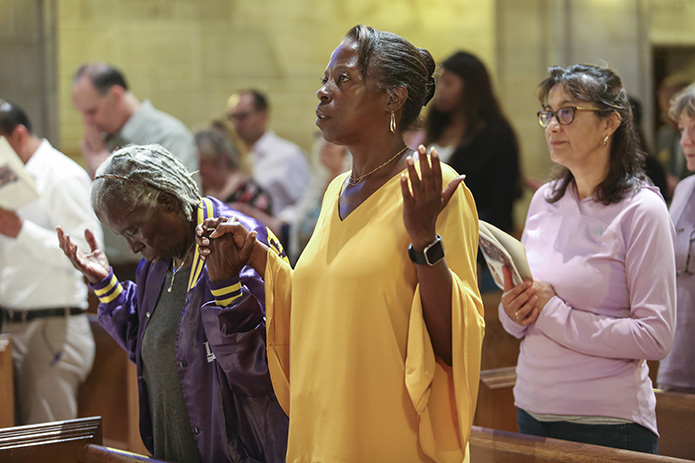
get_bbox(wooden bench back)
[0,416,101,463]
[0,417,168,463]
[470,425,695,463]
[474,368,695,460]
[0,334,14,428]
[655,390,695,460]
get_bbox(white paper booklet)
[478,220,533,291]
[0,137,39,211]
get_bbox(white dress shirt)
[251,131,310,222]
[0,139,102,310]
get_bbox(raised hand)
[400,145,465,250]
[57,226,110,284]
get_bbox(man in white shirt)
[0,99,102,424]
[227,90,310,224]
[72,63,197,279]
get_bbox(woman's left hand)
[400,145,465,249]
[197,217,257,282]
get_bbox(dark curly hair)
[538,64,647,205]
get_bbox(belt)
[0,307,84,323]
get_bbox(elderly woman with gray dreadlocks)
[57,143,288,463]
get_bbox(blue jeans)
[517,408,658,454]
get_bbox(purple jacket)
[91,197,288,462]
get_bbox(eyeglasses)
[677,229,695,276]
[537,106,603,128]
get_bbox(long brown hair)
[538,64,647,205]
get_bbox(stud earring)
[390,111,396,134]
[603,134,609,146]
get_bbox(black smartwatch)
[408,235,445,266]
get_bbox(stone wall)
[56,0,495,159]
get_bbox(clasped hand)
[500,265,556,325]
[196,217,258,281]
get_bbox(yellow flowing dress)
[265,165,485,463]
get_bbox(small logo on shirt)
[589,225,604,236]
[204,342,216,363]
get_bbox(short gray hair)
[92,144,200,221]
[669,81,695,122]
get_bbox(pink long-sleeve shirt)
[500,181,676,435]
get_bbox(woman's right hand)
[57,226,110,284]
[501,265,539,326]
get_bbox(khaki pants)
[2,313,95,425]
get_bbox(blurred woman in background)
[657,82,695,394]
[195,121,273,215]
[425,51,521,234]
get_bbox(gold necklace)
[168,243,195,293]
[348,145,409,185]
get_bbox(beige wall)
[4,0,695,229]
[0,0,57,141]
[57,0,496,159]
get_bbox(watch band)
[408,234,445,266]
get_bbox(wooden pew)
[0,416,102,463]
[655,390,695,460]
[0,334,14,428]
[474,366,517,432]
[480,291,521,370]
[473,368,695,460]
[0,417,167,463]
[77,315,146,454]
[469,425,695,463]
[78,444,170,462]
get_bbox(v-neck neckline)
[336,168,406,222]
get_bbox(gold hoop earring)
[390,111,396,134]
[603,134,609,146]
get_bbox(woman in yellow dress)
[199,25,485,463]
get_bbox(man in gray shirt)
[72,63,197,279]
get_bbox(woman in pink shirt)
[658,82,695,394]
[500,64,676,453]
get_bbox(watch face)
[425,240,445,265]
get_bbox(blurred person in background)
[424,51,521,234]
[424,51,521,292]
[195,120,273,215]
[655,74,691,197]
[72,62,197,281]
[0,99,101,425]
[658,82,695,394]
[226,89,310,225]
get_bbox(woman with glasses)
[499,64,676,453]
[657,82,695,394]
